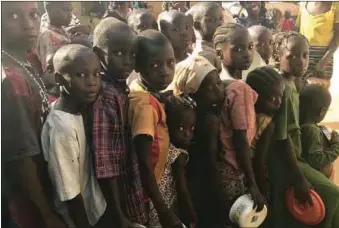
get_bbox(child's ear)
[216,49,223,60]
[193,20,201,31]
[54,72,64,86]
[319,107,328,119]
[273,54,280,66]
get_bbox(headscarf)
[168,55,216,95]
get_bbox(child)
[128,30,182,228]
[128,9,158,34]
[92,18,148,227]
[148,95,197,227]
[1,2,66,227]
[248,25,273,65]
[299,84,339,179]
[189,2,224,72]
[246,66,285,197]
[158,10,190,62]
[281,10,294,32]
[37,2,72,72]
[270,31,339,228]
[185,13,195,54]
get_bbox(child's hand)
[248,184,266,212]
[331,130,339,143]
[294,177,313,206]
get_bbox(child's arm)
[234,130,265,211]
[133,135,182,228]
[302,126,339,170]
[172,154,197,226]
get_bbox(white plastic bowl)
[229,194,268,228]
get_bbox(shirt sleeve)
[274,89,288,141]
[92,98,122,179]
[228,82,257,130]
[1,68,41,162]
[129,92,158,139]
[46,122,81,202]
[301,125,339,170]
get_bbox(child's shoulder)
[45,109,80,135]
[300,123,321,136]
[226,80,258,100]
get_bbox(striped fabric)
[308,46,333,79]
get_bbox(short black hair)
[248,25,270,41]
[93,17,133,50]
[165,94,196,124]
[299,84,331,118]
[102,10,128,23]
[273,31,309,63]
[246,66,284,97]
[158,10,185,32]
[135,29,171,70]
[213,23,247,50]
[128,8,152,28]
[189,2,222,21]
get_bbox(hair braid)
[213,23,247,50]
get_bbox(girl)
[1,2,66,227]
[148,95,197,227]
[270,31,339,228]
[128,30,183,228]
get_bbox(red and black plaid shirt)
[92,75,147,224]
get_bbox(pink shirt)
[220,80,258,170]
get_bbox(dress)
[148,144,188,227]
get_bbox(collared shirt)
[92,75,147,224]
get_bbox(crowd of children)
[2,1,339,228]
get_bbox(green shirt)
[274,79,302,157]
[300,123,339,170]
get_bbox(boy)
[128,9,158,34]
[158,10,190,62]
[248,25,273,65]
[299,84,339,178]
[128,30,182,228]
[41,44,106,228]
[92,18,148,227]
[2,2,66,227]
[189,2,224,72]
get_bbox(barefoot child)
[2,2,66,227]
[269,31,339,228]
[129,30,183,228]
[299,84,339,179]
[41,44,106,228]
[128,9,158,34]
[147,95,197,227]
[92,18,148,227]
[248,25,274,65]
[158,10,191,62]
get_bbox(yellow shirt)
[128,80,169,184]
[296,2,339,46]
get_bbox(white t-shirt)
[41,108,106,227]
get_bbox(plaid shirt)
[92,75,147,224]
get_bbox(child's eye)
[191,126,195,131]
[151,63,158,68]
[179,126,184,131]
[94,72,100,78]
[76,73,86,78]
[132,53,136,58]
[169,60,175,66]
[115,51,123,56]
[292,55,297,59]
[11,13,18,20]
[249,44,254,50]
[30,12,39,20]
[236,47,244,52]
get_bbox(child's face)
[168,109,196,149]
[61,52,101,104]
[134,12,158,34]
[199,6,224,42]
[258,82,285,116]
[48,2,73,27]
[279,36,309,78]
[194,70,225,109]
[221,29,255,71]
[254,30,273,62]
[2,2,40,50]
[106,29,137,80]
[139,42,176,91]
[243,2,261,16]
[164,14,190,51]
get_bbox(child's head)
[240,2,262,17]
[185,13,196,49]
[171,55,224,110]
[158,10,190,54]
[166,95,196,149]
[284,10,291,19]
[190,2,224,42]
[2,2,40,51]
[135,30,175,91]
[299,84,331,124]
[246,66,285,116]
[213,23,254,71]
[273,31,309,78]
[248,25,273,64]
[128,9,157,34]
[53,44,101,104]
[93,17,137,81]
[44,1,72,27]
